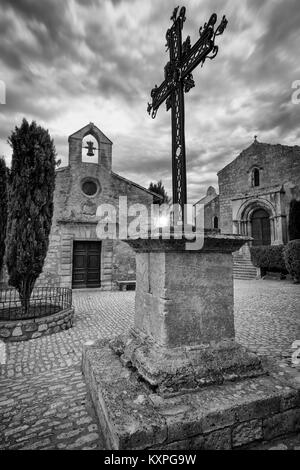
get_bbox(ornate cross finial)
[147,7,227,220]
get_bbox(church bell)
[86,141,95,157]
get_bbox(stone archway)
[235,198,276,244]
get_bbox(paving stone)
[268,444,288,450]
[57,429,82,440]
[0,399,15,407]
[68,433,99,448]
[0,283,299,450]
[4,425,29,437]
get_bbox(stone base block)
[82,339,300,450]
[109,331,265,397]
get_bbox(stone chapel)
[35,122,159,290]
[195,138,300,278]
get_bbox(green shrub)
[288,200,300,240]
[283,239,300,283]
[250,245,287,273]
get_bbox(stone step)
[233,256,257,279]
[234,267,256,272]
[234,267,257,273]
[234,268,257,273]
[233,262,256,268]
[234,276,257,280]
[234,269,256,273]
[234,273,257,280]
[234,270,256,275]
[234,270,256,274]
[233,268,256,273]
[234,262,255,267]
[233,257,252,262]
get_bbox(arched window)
[82,134,98,164]
[252,168,260,187]
[213,216,218,229]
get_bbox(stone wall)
[0,308,74,342]
[194,186,220,231]
[204,195,220,230]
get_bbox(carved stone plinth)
[110,333,263,397]
[109,234,264,395]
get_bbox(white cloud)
[0,0,299,201]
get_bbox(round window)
[82,180,98,196]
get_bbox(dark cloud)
[0,0,299,202]
[1,0,71,40]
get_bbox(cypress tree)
[288,199,300,241]
[0,157,8,275]
[148,180,170,204]
[6,119,56,314]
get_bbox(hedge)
[288,200,300,240]
[250,245,287,273]
[283,239,300,283]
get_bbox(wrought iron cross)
[147,7,228,220]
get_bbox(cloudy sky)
[0,0,300,202]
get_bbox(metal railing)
[0,287,72,321]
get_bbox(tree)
[6,119,56,314]
[0,157,8,275]
[283,240,300,283]
[288,199,300,241]
[148,180,170,204]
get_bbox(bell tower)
[68,122,112,171]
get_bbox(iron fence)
[0,287,72,321]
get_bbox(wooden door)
[251,209,271,246]
[72,241,101,288]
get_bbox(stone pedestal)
[109,234,264,396]
[82,233,300,449]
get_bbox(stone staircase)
[233,252,257,280]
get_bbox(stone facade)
[196,139,300,249]
[218,140,300,243]
[31,123,158,290]
[194,186,219,231]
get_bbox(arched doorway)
[251,209,271,246]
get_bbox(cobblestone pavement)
[0,280,299,450]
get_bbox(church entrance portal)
[72,241,101,288]
[251,209,271,246]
